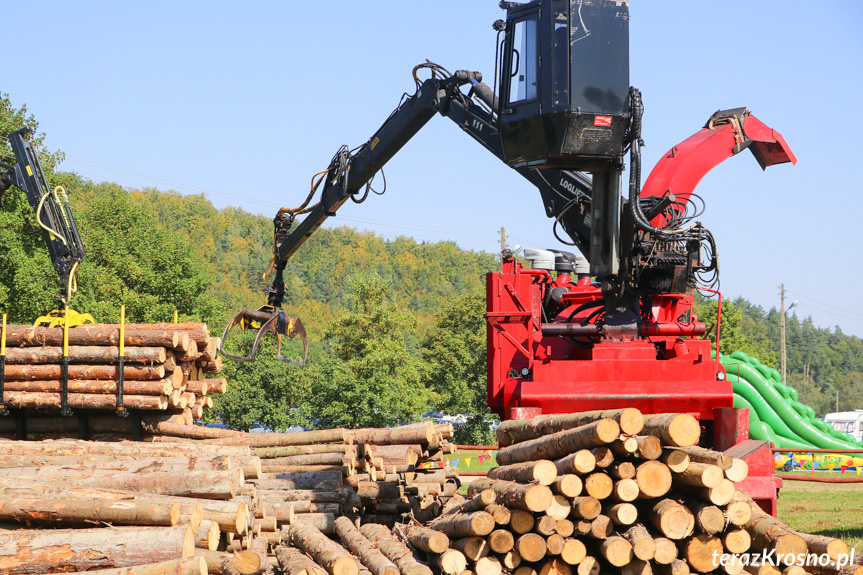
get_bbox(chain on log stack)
[0,322,225,438]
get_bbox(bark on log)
[359,523,433,575]
[2,391,166,410]
[290,523,358,575]
[743,502,807,563]
[40,556,207,575]
[795,533,847,561]
[1,324,188,350]
[439,490,495,517]
[351,427,434,446]
[4,345,166,364]
[451,537,489,561]
[196,520,220,551]
[624,525,656,561]
[485,503,511,526]
[216,429,349,447]
[587,515,613,539]
[289,511,335,535]
[0,496,179,526]
[672,463,725,489]
[496,409,643,445]
[641,414,700,448]
[1,363,167,381]
[467,478,553,513]
[599,535,633,567]
[0,525,193,573]
[251,444,356,458]
[334,516,399,575]
[257,488,359,507]
[0,438,249,458]
[496,420,621,465]
[2,378,172,395]
[253,471,342,491]
[672,446,732,470]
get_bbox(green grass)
[777,481,863,551]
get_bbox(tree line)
[2,93,860,443]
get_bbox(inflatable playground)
[719,351,863,473]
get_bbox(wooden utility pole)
[780,284,787,384]
[500,227,507,255]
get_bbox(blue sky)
[4,1,862,336]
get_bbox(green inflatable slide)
[717,351,863,450]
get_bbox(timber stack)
[0,322,225,438]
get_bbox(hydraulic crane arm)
[220,65,595,364]
[0,128,92,327]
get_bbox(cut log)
[451,537,489,561]
[553,475,583,498]
[546,495,573,521]
[743,504,807,564]
[606,502,638,526]
[289,511,335,535]
[515,533,548,563]
[635,461,673,499]
[555,450,596,476]
[2,378,172,395]
[648,499,695,540]
[624,524,656,561]
[560,538,587,565]
[673,463,724,489]
[436,550,467,575]
[556,519,575,537]
[2,391,166,411]
[672,446,732,470]
[359,523,433,575]
[488,460,557,485]
[500,551,522,571]
[40,556,207,575]
[583,473,613,500]
[795,533,847,561]
[536,515,560,536]
[429,511,495,538]
[496,420,621,465]
[510,509,535,534]
[476,557,503,575]
[653,537,678,565]
[276,546,329,575]
[681,479,736,506]
[609,462,636,480]
[725,498,752,527]
[599,535,633,567]
[496,408,643,445]
[661,449,691,473]
[641,414,700,447]
[290,523,358,575]
[0,496,179,527]
[2,363,167,381]
[397,523,449,554]
[576,556,599,575]
[570,496,601,520]
[4,345,166,364]
[622,559,652,575]
[489,529,515,553]
[723,529,752,554]
[593,447,614,468]
[334,516,399,575]
[587,515,613,539]
[691,502,725,535]
[0,525,193,573]
[658,560,691,575]
[680,534,724,573]
[540,557,570,575]
[351,427,434,446]
[485,503,512,525]
[196,520,220,551]
[725,459,749,482]
[467,478,553,513]
[218,429,349,447]
[440,489,496,517]
[610,478,639,502]
[228,549,269,575]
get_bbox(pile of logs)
[0,322,225,437]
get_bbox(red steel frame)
[485,112,796,515]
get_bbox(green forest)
[2,94,861,442]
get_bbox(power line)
[787,290,863,320]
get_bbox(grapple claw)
[219,307,308,365]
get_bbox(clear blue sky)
[4,1,862,336]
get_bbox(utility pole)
[500,227,507,255]
[780,284,787,384]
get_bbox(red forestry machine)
[221,1,796,513]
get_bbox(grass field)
[445,453,863,551]
[778,480,863,551]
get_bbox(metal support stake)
[60,313,73,416]
[0,314,8,416]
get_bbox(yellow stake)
[1,313,6,356]
[173,309,178,324]
[120,305,126,358]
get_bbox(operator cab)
[499,0,630,171]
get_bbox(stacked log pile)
[0,322,225,437]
